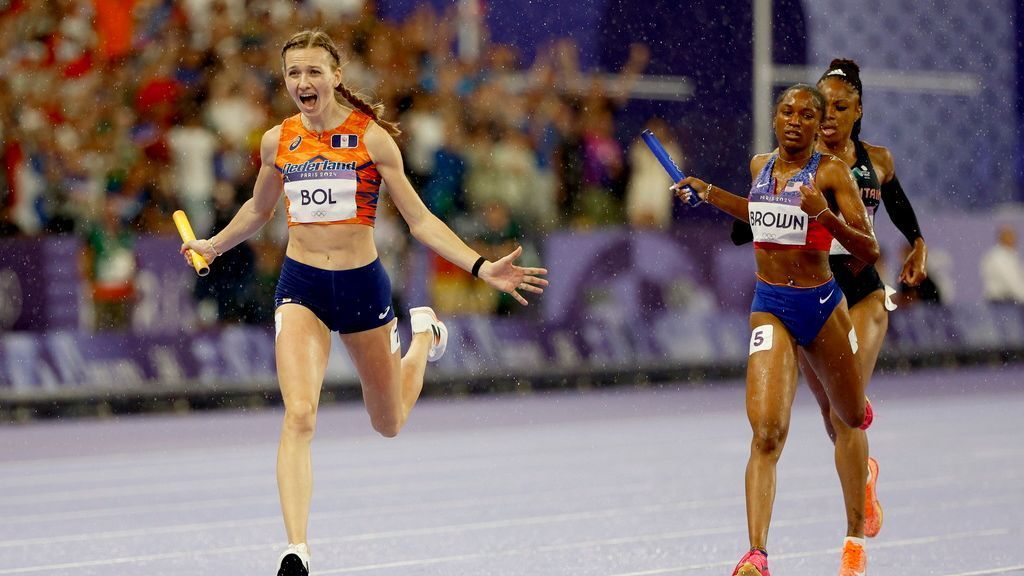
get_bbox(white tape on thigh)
[390,322,400,354]
[275,311,283,342]
[749,325,774,355]
[849,326,859,355]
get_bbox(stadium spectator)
[980,224,1024,304]
[82,193,138,331]
[626,118,683,230]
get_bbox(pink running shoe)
[732,548,770,576]
[858,397,874,430]
[864,456,884,538]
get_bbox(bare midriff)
[754,249,833,287]
[286,223,378,270]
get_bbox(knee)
[370,411,402,438]
[283,401,318,440]
[833,401,866,429]
[842,406,866,429]
[750,422,789,458]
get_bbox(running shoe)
[858,397,874,430]
[838,537,867,576]
[277,543,309,576]
[732,547,770,576]
[410,306,448,361]
[864,456,883,538]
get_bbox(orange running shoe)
[839,537,867,576]
[732,548,770,576]
[864,456,883,537]
[858,397,874,430]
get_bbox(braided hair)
[818,58,863,141]
[281,29,401,137]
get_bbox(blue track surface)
[1,366,1021,575]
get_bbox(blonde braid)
[335,83,401,137]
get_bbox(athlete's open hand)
[479,246,548,306]
[180,239,220,268]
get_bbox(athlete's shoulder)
[816,152,848,172]
[361,119,397,160]
[859,140,895,180]
[814,153,857,189]
[750,152,773,178]
[264,123,284,141]
[260,123,285,165]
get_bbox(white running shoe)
[409,306,448,361]
[277,543,309,576]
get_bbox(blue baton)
[640,129,701,206]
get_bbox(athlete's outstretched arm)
[181,127,284,265]
[365,123,547,305]
[672,177,750,221]
[799,156,879,264]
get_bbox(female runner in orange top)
[180,29,547,576]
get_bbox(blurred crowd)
[0,0,688,327]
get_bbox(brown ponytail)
[281,29,401,137]
[334,82,401,137]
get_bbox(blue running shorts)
[751,277,844,347]
[274,256,395,333]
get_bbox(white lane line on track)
[0,466,986,527]
[606,529,1012,576]
[0,429,713,497]
[941,565,1024,576]
[0,494,1014,573]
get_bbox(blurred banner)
[0,237,81,331]
[3,297,1024,400]
[3,213,1024,400]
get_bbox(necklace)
[777,152,811,166]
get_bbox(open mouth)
[299,93,318,106]
[821,126,837,137]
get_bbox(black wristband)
[471,256,487,278]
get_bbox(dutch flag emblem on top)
[331,134,359,149]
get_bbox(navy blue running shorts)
[274,256,395,333]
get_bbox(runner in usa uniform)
[674,84,878,576]
[732,60,929,561]
[179,29,547,576]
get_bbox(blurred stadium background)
[1,0,1023,420]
